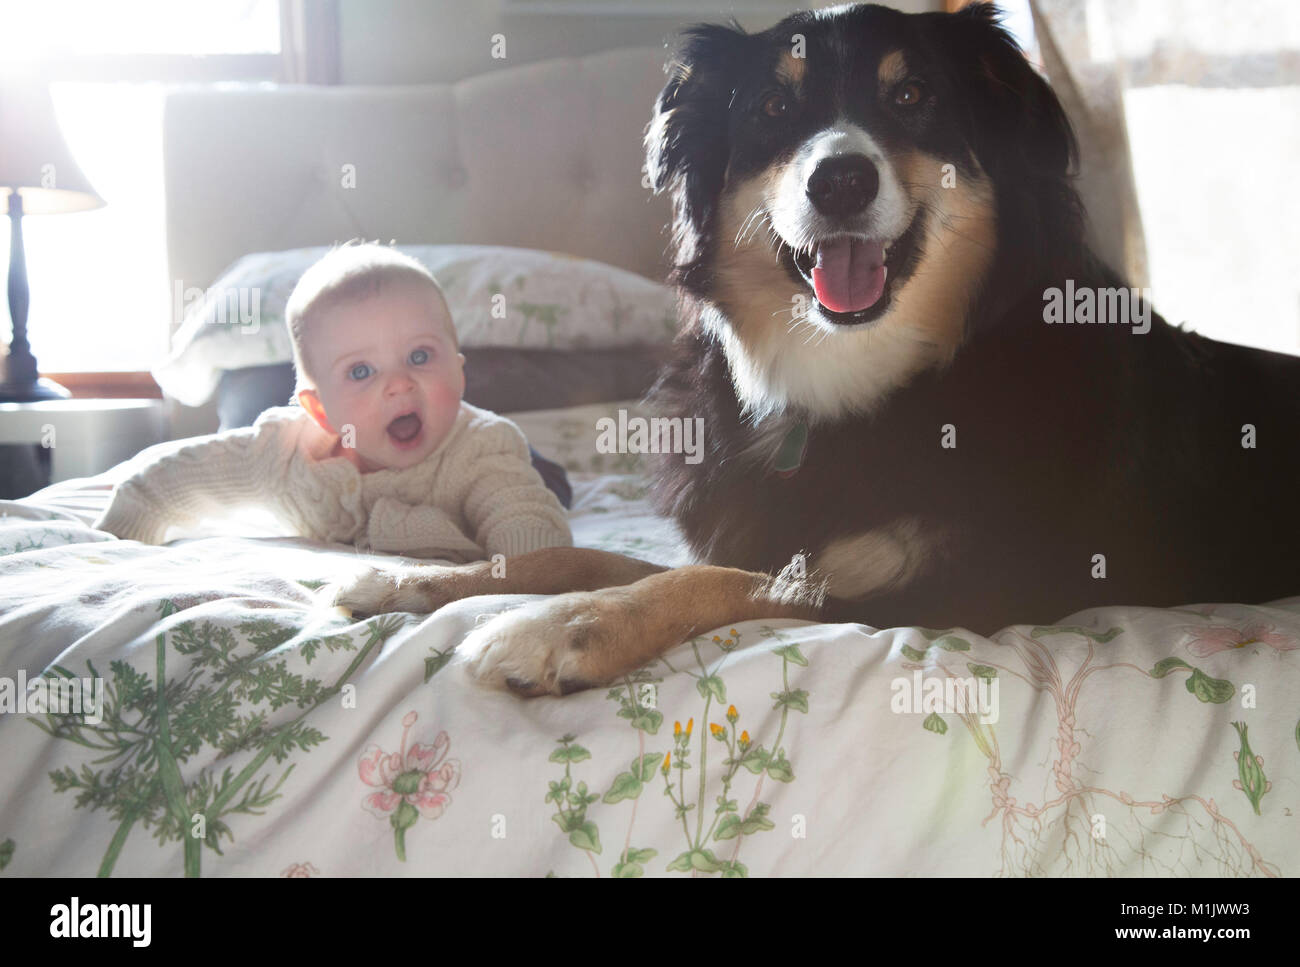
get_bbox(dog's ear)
[645,23,750,266]
[940,2,1077,180]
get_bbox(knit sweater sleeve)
[364,497,486,560]
[92,410,301,544]
[456,415,573,558]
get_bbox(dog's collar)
[773,421,808,477]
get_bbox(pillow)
[154,244,679,407]
[510,399,658,477]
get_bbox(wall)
[338,0,941,85]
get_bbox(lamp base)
[0,376,72,403]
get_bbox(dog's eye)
[761,92,790,118]
[894,80,927,108]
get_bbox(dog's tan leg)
[330,547,669,615]
[461,564,824,697]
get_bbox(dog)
[336,2,1300,696]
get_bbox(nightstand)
[0,398,167,494]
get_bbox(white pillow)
[153,244,678,406]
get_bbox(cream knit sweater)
[93,402,572,561]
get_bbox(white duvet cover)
[0,403,1295,877]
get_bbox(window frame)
[24,0,339,393]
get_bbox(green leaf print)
[611,846,658,878]
[1186,668,1235,704]
[602,752,667,804]
[33,602,401,877]
[546,627,813,876]
[772,644,809,665]
[697,675,726,703]
[635,752,662,781]
[546,736,604,863]
[715,801,774,840]
[915,628,949,641]
[766,750,795,782]
[1230,721,1270,816]
[569,822,602,854]
[608,673,664,735]
[603,771,643,804]
[739,744,770,775]
[1030,625,1123,643]
[615,703,664,733]
[714,814,743,840]
[1151,657,1193,678]
[967,663,998,681]
[424,646,454,682]
[549,744,592,763]
[903,634,969,661]
[667,848,723,873]
[771,689,809,713]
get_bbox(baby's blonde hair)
[285,241,454,390]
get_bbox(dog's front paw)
[322,563,464,616]
[461,590,637,698]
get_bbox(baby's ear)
[297,388,334,433]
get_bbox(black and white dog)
[643,0,1300,633]
[341,2,1299,696]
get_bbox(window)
[1,1,281,374]
[1011,0,1300,355]
[1110,5,1300,355]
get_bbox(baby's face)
[303,277,465,472]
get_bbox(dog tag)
[773,421,808,476]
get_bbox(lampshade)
[0,78,104,213]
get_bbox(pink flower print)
[359,711,461,862]
[1184,623,1298,658]
[282,862,319,878]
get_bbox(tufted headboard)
[162,45,675,295]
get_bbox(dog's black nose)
[806,155,879,217]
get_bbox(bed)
[1,48,1296,878]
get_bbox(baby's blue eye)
[409,349,430,365]
[348,363,372,381]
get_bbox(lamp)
[0,78,105,402]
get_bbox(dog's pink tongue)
[811,238,887,314]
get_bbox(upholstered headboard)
[160,45,676,437]
[162,45,674,295]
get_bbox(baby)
[95,242,572,561]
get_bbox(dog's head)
[646,2,1080,419]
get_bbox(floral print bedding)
[0,405,1296,877]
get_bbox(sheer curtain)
[1029,0,1300,354]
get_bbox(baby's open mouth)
[386,412,423,445]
